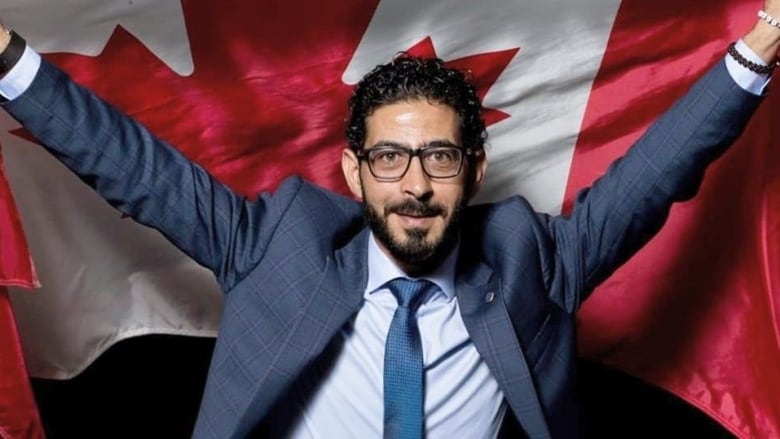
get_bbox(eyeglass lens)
[367,146,463,179]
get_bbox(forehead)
[364,100,460,148]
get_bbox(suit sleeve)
[1,59,291,290]
[546,59,763,312]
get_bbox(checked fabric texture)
[383,278,438,439]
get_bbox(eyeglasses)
[357,145,475,181]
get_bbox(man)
[0,2,778,437]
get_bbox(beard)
[363,194,465,276]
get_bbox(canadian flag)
[0,63,42,438]
[0,0,777,437]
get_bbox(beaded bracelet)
[0,29,25,77]
[727,42,778,75]
[758,10,780,29]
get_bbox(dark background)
[30,335,735,438]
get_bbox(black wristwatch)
[0,29,26,77]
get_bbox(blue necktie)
[383,278,436,439]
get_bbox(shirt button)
[484,291,495,303]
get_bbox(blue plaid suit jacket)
[3,58,761,438]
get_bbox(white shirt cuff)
[725,39,772,95]
[0,45,42,101]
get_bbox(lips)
[385,200,445,231]
[385,200,445,219]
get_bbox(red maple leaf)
[19,1,518,199]
[406,37,519,127]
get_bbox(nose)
[400,155,433,199]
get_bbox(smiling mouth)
[386,200,445,218]
[397,211,434,219]
[393,212,438,230]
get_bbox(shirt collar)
[365,232,457,300]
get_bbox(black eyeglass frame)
[356,145,478,182]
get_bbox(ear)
[467,150,488,200]
[341,148,364,200]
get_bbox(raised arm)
[744,0,780,63]
[0,23,285,291]
[547,3,780,311]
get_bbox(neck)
[371,233,458,278]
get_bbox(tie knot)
[385,278,435,311]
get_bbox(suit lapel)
[234,230,369,437]
[457,262,551,439]
[233,227,550,438]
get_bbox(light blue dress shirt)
[275,234,506,438]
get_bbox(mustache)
[384,199,445,217]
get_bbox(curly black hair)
[346,54,487,153]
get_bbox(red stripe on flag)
[0,288,44,439]
[569,1,780,438]
[0,144,37,288]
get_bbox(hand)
[765,0,780,20]
[743,0,780,64]
[0,22,10,53]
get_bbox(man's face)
[342,100,486,274]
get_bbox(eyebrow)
[367,139,460,149]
